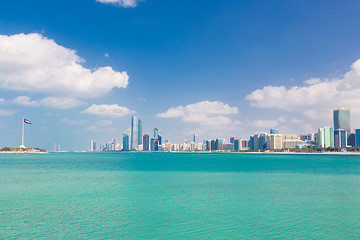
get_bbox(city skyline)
[89,107,360,152]
[1,1,360,150]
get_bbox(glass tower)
[131,116,140,150]
[333,108,351,135]
[356,129,360,148]
[122,134,130,151]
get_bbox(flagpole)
[21,118,25,148]
[21,119,25,146]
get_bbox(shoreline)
[0,151,48,154]
[79,151,360,156]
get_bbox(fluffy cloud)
[156,101,238,128]
[0,33,129,98]
[13,96,40,107]
[96,0,141,8]
[81,104,135,118]
[246,59,360,119]
[0,98,4,104]
[12,96,85,109]
[40,97,86,109]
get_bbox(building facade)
[356,129,360,148]
[143,134,150,151]
[123,134,130,151]
[333,108,351,135]
[318,127,334,148]
[334,129,347,148]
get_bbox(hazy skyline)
[1,0,360,150]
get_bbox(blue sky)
[1,0,360,150]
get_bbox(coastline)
[0,151,48,154]
[82,151,360,156]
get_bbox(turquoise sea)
[1,152,360,239]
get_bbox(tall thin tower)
[131,116,142,150]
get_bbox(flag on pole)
[24,118,32,124]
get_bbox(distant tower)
[318,127,334,148]
[193,134,198,143]
[270,129,279,134]
[90,140,96,151]
[138,119,142,145]
[53,143,57,152]
[333,108,350,135]
[154,128,159,138]
[143,134,150,151]
[123,134,130,151]
[131,116,142,150]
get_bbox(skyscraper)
[154,128,159,138]
[151,137,159,151]
[333,108,351,135]
[130,116,142,150]
[143,134,150,151]
[334,129,347,148]
[123,134,130,151]
[318,127,334,148]
[193,134,198,143]
[90,140,96,151]
[356,129,360,148]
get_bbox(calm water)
[1,152,360,239]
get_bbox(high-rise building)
[154,128,159,138]
[348,133,356,147]
[356,129,360,148]
[269,134,283,150]
[205,140,211,151]
[215,139,224,151]
[90,140,96,151]
[270,129,279,134]
[250,136,254,150]
[230,137,235,144]
[334,129,347,148]
[318,127,334,148]
[151,137,159,151]
[123,134,130,151]
[193,134,198,143]
[138,119,142,145]
[234,139,239,151]
[158,134,162,146]
[211,140,216,151]
[131,116,142,150]
[143,134,150,151]
[334,108,351,135]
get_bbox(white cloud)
[0,98,4,104]
[81,104,135,118]
[0,33,129,98]
[12,96,85,109]
[13,96,39,107]
[290,118,304,124]
[156,101,238,128]
[96,0,141,8]
[252,120,278,128]
[104,53,109,58]
[40,97,86,109]
[246,59,360,121]
[0,109,15,116]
